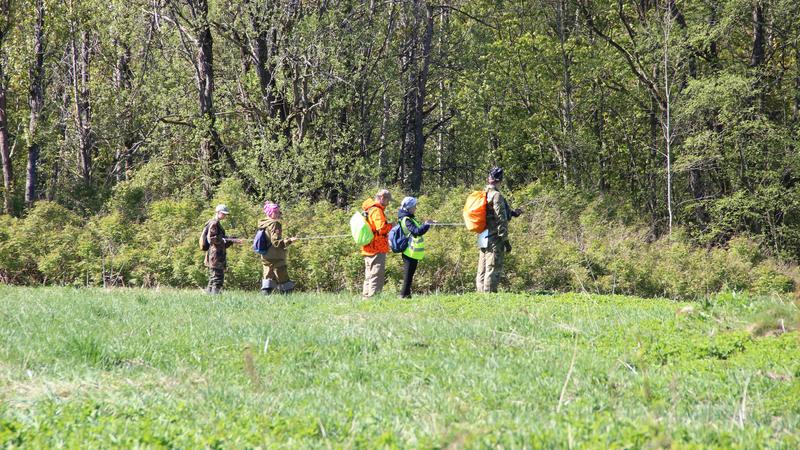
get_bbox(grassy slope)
[0,287,798,449]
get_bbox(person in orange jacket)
[361,189,393,298]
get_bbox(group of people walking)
[203,201,297,295]
[202,167,520,297]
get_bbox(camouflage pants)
[207,268,225,292]
[476,241,505,293]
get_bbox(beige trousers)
[362,253,387,297]
[476,240,505,293]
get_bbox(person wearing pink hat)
[257,201,298,295]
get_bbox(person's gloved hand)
[511,208,523,217]
[504,241,512,253]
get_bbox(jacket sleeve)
[492,192,509,241]
[370,208,392,236]
[267,221,291,249]
[403,217,430,237]
[207,221,225,246]
[504,199,520,221]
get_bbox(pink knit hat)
[263,201,280,217]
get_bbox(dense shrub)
[0,181,797,300]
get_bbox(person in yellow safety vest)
[397,196,435,298]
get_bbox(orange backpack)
[463,191,488,232]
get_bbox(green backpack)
[350,210,374,246]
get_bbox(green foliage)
[1,183,798,300]
[0,202,85,284]
[0,0,799,265]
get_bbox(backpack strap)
[485,190,495,219]
[204,219,213,244]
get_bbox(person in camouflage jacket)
[204,204,243,294]
[476,167,518,293]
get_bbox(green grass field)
[1,287,798,449]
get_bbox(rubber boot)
[260,278,276,295]
[278,280,295,294]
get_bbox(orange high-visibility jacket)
[361,199,392,256]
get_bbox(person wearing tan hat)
[204,204,243,294]
[361,189,393,298]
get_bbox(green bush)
[0,183,798,300]
[751,261,795,295]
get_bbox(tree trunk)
[750,1,766,68]
[683,1,715,227]
[26,0,45,206]
[648,96,660,231]
[378,90,390,184]
[0,0,12,214]
[794,36,800,123]
[49,66,71,202]
[241,0,296,150]
[593,80,607,195]
[112,40,133,183]
[71,29,93,183]
[436,7,449,187]
[0,59,11,214]
[249,13,287,125]
[407,0,434,194]
[556,0,573,186]
[662,6,673,235]
[707,2,720,70]
[195,1,220,199]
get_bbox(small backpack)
[252,228,271,255]
[350,209,374,246]
[463,191,488,232]
[199,221,211,251]
[388,218,410,253]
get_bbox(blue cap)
[401,196,418,210]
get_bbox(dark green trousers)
[207,268,225,292]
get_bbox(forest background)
[1,0,799,298]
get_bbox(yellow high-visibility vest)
[400,217,425,260]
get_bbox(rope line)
[295,234,351,241]
[294,222,466,241]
